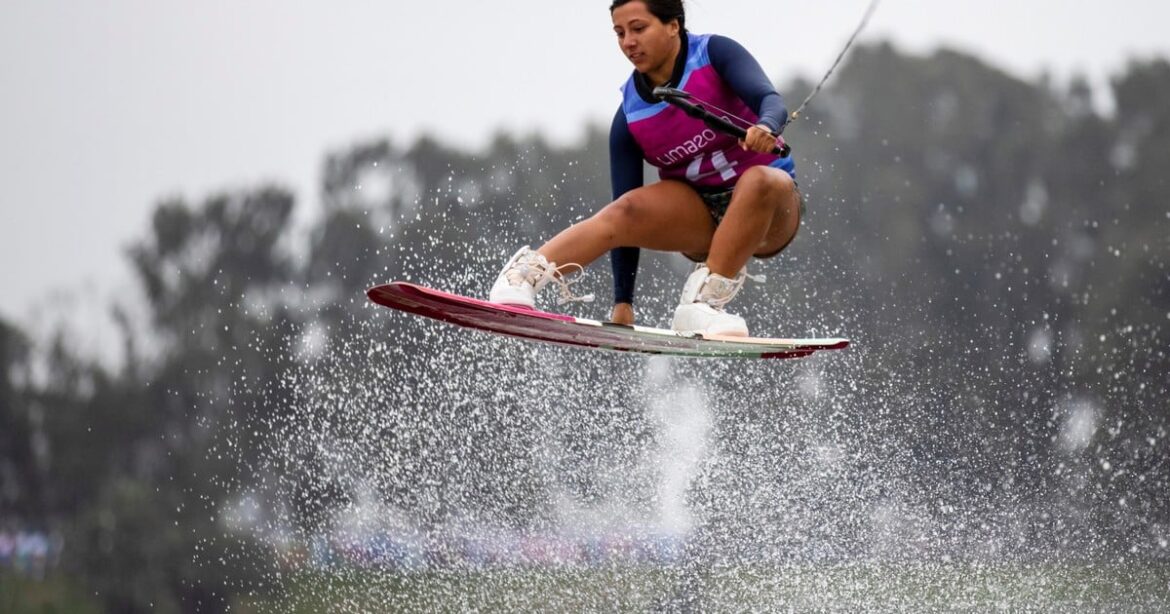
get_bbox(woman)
[489,0,802,336]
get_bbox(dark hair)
[609,0,686,31]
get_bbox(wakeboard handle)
[653,86,791,158]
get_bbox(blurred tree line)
[1,44,1167,611]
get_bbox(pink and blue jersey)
[619,33,794,190]
[609,32,795,304]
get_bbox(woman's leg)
[705,166,801,277]
[537,179,716,267]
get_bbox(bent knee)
[737,167,795,208]
[742,165,794,189]
[591,194,647,243]
[595,194,640,227]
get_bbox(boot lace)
[505,251,594,306]
[699,268,766,310]
[550,263,595,306]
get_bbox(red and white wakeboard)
[367,282,849,360]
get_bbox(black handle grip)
[653,87,791,157]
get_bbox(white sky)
[1,0,1168,332]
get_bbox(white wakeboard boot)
[670,265,759,336]
[488,246,594,308]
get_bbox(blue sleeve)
[708,35,788,133]
[609,106,644,305]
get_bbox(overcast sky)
[2,0,1168,332]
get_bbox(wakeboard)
[367,282,849,359]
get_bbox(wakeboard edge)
[367,282,849,359]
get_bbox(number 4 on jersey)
[686,150,739,183]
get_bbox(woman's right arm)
[609,105,644,322]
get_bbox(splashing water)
[202,139,1170,611]
[210,260,1168,611]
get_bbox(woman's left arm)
[708,35,788,135]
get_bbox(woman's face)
[612,2,680,74]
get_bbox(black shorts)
[697,183,805,225]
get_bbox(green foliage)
[0,320,35,515]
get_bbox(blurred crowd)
[0,526,62,580]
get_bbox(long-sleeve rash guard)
[609,32,790,305]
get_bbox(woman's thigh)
[600,179,717,254]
